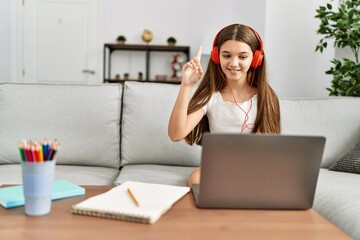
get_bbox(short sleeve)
[202,103,208,114]
[202,92,216,114]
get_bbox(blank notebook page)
[72,181,189,224]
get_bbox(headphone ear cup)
[211,46,220,64]
[251,50,263,69]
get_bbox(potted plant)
[167,37,177,46]
[315,0,360,96]
[116,35,126,44]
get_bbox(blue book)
[0,179,86,208]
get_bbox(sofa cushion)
[314,169,360,239]
[114,164,196,186]
[121,82,201,167]
[0,164,119,185]
[0,83,122,169]
[280,97,360,168]
[329,142,360,174]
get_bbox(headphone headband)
[210,24,264,69]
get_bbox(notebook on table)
[72,181,190,224]
[192,133,326,210]
[0,179,85,208]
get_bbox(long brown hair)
[185,24,281,145]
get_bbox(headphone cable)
[217,65,255,133]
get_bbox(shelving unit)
[103,43,190,84]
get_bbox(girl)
[168,24,281,186]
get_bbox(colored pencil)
[18,139,59,162]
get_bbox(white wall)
[336,47,356,61]
[103,0,265,81]
[3,0,352,97]
[264,0,335,97]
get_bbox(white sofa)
[0,82,359,239]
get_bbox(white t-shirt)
[202,91,257,134]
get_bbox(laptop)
[191,133,326,210]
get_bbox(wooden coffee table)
[0,185,350,240]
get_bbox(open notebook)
[72,181,190,224]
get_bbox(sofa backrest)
[2,82,358,171]
[120,82,201,167]
[120,82,360,169]
[0,83,122,169]
[280,97,360,168]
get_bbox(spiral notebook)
[71,181,190,224]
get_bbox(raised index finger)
[196,46,202,61]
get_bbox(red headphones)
[210,24,264,69]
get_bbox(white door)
[22,0,100,84]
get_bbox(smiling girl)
[168,24,281,186]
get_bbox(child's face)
[219,40,253,82]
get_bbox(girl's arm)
[168,47,204,141]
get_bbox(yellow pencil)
[37,142,44,162]
[127,188,140,207]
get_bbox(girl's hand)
[182,46,203,86]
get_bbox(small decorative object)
[138,72,143,81]
[115,74,120,80]
[142,29,153,44]
[124,73,129,80]
[155,75,167,81]
[116,35,126,44]
[167,37,177,46]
